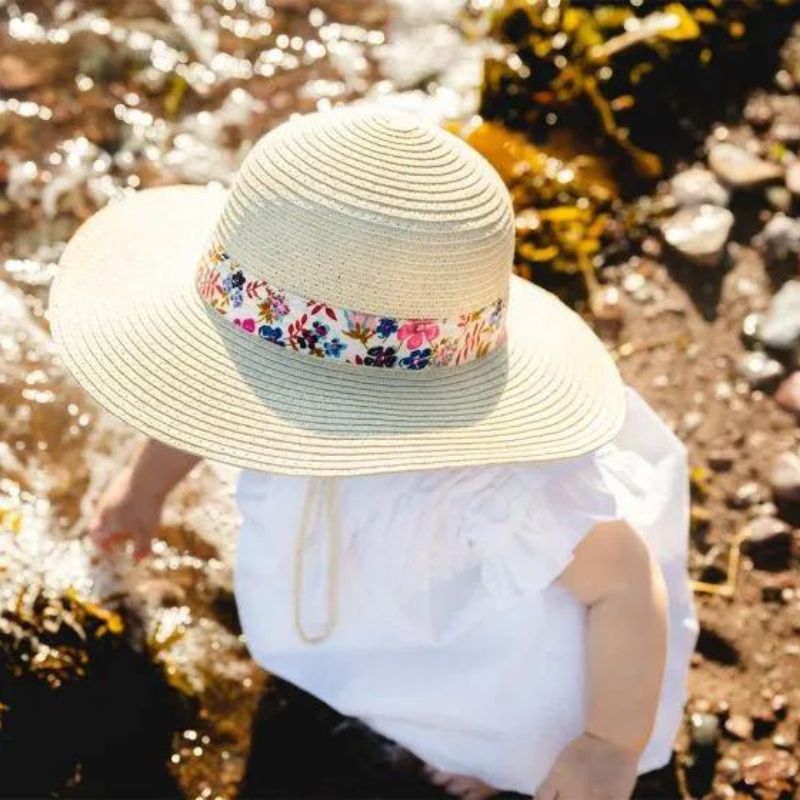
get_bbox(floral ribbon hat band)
[197,243,508,371]
[49,105,625,475]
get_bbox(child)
[50,106,698,799]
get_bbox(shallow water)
[0,1,486,796]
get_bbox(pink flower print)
[270,292,290,319]
[397,321,440,350]
[234,318,256,334]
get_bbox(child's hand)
[535,732,638,800]
[89,467,163,560]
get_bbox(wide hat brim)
[49,185,626,476]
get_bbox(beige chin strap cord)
[292,477,341,644]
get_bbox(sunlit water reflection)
[0,0,484,795]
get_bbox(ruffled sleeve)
[347,387,688,643]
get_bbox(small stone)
[670,166,730,207]
[724,714,754,740]
[681,410,704,435]
[743,517,793,570]
[757,280,800,349]
[590,286,624,338]
[661,204,734,266]
[741,312,764,345]
[766,185,793,212]
[736,351,785,388]
[786,161,800,196]
[771,694,788,717]
[622,272,646,293]
[718,757,741,778]
[776,373,800,415]
[690,712,720,748]
[773,120,800,145]
[708,142,784,188]
[773,734,795,750]
[769,451,800,503]
[741,750,799,785]
[745,93,774,128]
[732,481,769,508]
[754,214,800,262]
[641,236,662,258]
[771,95,800,144]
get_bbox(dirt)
[2,1,800,799]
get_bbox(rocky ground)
[2,1,800,799]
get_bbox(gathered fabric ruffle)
[343,440,656,643]
[235,387,689,645]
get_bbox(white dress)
[234,387,699,795]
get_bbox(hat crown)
[212,107,515,318]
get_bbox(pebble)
[590,286,624,338]
[681,410,704,435]
[732,481,769,508]
[766,185,793,212]
[741,750,799,785]
[660,204,734,266]
[741,312,763,345]
[773,120,800,145]
[670,166,730,207]
[690,712,720,748]
[744,93,775,128]
[708,142,784,188]
[724,714,754,740]
[736,351,785,388]
[743,517,793,570]
[787,161,800,196]
[754,213,800,261]
[769,451,800,503]
[757,279,800,349]
[776,372,800,415]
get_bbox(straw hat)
[49,105,625,476]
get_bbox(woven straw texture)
[49,108,625,475]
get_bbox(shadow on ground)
[240,676,684,800]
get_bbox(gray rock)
[736,351,785,387]
[670,166,730,207]
[660,204,734,266]
[708,142,784,188]
[758,279,800,350]
[755,214,800,262]
[770,451,800,504]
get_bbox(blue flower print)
[324,338,346,358]
[230,270,246,289]
[222,274,233,292]
[400,348,432,370]
[258,325,285,345]
[376,317,399,339]
[231,289,244,308]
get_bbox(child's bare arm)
[536,520,668,800]
[90,439,201,558]
[562,519,668,752]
